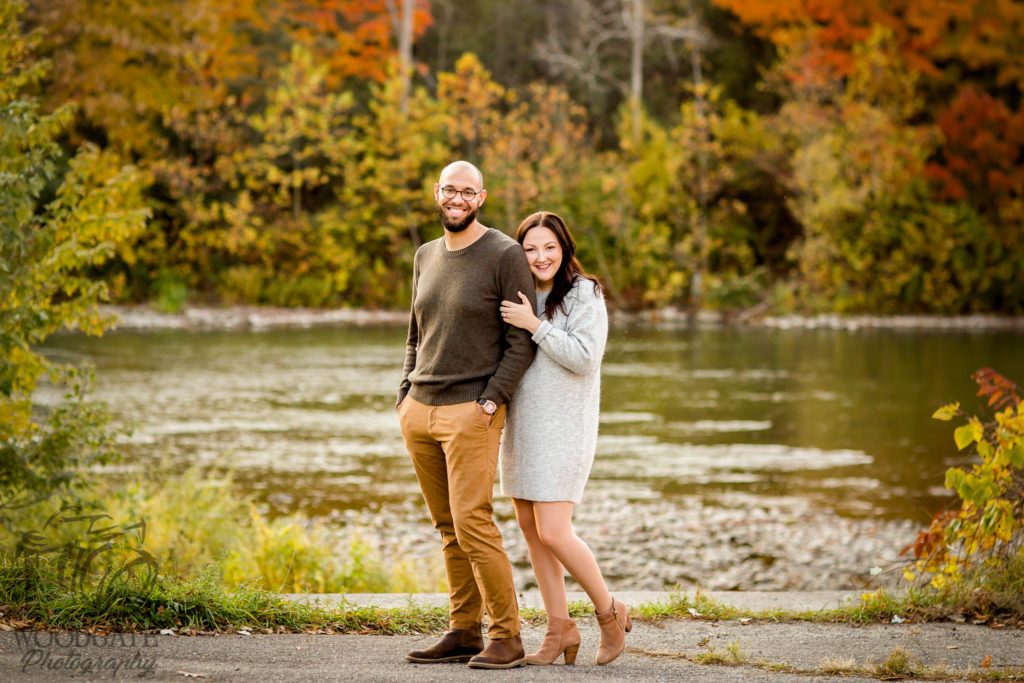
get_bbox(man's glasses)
[440,185,481,201]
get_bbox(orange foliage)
[711,0,1014,85]
[973,367,1022,412]
[26,0,204,156]
[925,88,1024,208]
[287,0,433,85]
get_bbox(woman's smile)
[522,226,563,288]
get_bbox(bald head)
[438,161,484,189]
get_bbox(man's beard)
[436,202,478,232]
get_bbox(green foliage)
[189,45,359,307]
[615,89,780,308]
[705,268,769,312]
[221,507,336,593]
[151,269,188,313]
[0,0,148,508]
[3,465,446,594]
[327,62,448,307]
[0,550,452,633]
[906,369,1023,607]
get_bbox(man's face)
[434,169,485,233]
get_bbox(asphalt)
[1,591,1021,682]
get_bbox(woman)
[499,211,630,666]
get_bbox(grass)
[692,639,747,665]
[0,559,449,634]
[5,568,1024,683]
[628,586,960,626]
[637,643,1024,682]
[0,464,447,596]
[1,564,1018,636]
[927,554,1024,622]
[817,655,858,674]
[871,646,916,678]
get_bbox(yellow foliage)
[912,371,1023,590]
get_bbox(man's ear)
[477,188,487,206]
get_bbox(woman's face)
[521,226,563,289]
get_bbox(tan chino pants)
[398,396,520,638]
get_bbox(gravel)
[325,491,916,594]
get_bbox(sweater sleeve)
[532,281,607,376]
[396,251,420,406]
[480,243,537,406]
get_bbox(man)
[396,161,537,669]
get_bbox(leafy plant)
[0,0,148,511]
[904,368,1023,599]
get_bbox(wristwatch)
[478,399,498,415]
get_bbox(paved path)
[2,592,1021,681]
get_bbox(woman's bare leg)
[531,501,613,613]
[512,498,570,619]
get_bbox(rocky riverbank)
[326,491,917,594]
[99,304,1024,332]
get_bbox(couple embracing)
[395,160,630,669]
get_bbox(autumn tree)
[1,0,148,507]
[326,63,449,306]
[927,88,1024,212]
[285,0,433,87]
[712,0,1024,218]
[781,29,1020,312]
[194,46,359,307]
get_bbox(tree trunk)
[386,0,416,113]
[690,40,708,317]
[628,0,644,145]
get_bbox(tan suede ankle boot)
[525,615,581,665]
[595,598,631,665]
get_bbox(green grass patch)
[628,587,958,626]
[871,646,916,678]
[921,554,1024,624]
[0,568,1022,638]
[0,559,448,635]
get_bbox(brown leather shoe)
[405,626,484,663]
[466,635,526,669]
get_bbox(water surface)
[42,324,1023,524]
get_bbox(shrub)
[0,0,148,513]
[904,368,1023,617]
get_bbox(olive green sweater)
[398,228,537,408]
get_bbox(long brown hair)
[515,211,601,320]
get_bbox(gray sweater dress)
[499,278,608,503]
